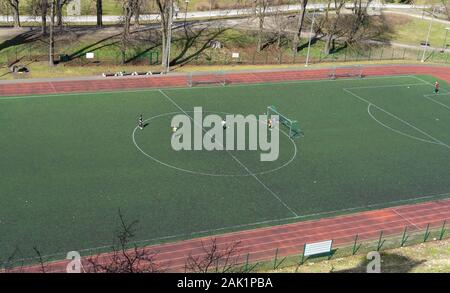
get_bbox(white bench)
[300,240,333,263]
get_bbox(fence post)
[244,253,250,272]
[401,226,409,247]
[299,244,305,265]
[423,224,430,242]
[439,220,446,240]
[352,234,361,255]
[380,48,384,60]
[273,248,278,269]
[402,48,406,60]
[377,231,385,251]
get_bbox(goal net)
[187,72,228,87]
[328,66,364,80]
[267,105,303,138]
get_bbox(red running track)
[0,64,449,97]
[16,198,450,272]
[4,64,450,272]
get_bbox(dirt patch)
[384,14,412,26]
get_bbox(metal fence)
[2,44,450,70]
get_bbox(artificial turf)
[1,74,449,263]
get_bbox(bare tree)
[441,0,450,21]
[272,2,289,49]
[49,0,55,66]
[117,0,140,64]
[97,0,103,26]
[292,0,308,53]
[55,0,70,29]
[156,0,173,72]
[4,0,20,27]
[322,0,346,55]
[86,210,163,273]
[345,0,373,44]
[185,238,243,273]
[254,0,270,52]
[39,0,48,34]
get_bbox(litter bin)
[59,54,69,62]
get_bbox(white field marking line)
[158,89,298,217]
[367,104,440,145]
[344,82,427,90]
[132,111,298,177]
[423,95,450,111]
[424,92,450,98]
[343,88,450,150]
[412,75,450,110]
[391,209,420,230]
[12,192,450,264]
[0,75,418,101]
[411,75,450,93]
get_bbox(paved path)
[0,4,433,24]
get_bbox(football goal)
[267,106,303,138]
[328,66,364,80]
[187,72,228,87]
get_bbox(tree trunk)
[56,0,63,29]
[41,0,48,35]
[324,34,333,55]
[96,0,103,27]
[8,0,21,27]
[256,1,266,52]
[292,0,308,53]
[49,0,55,66]
[157,0,172,73]
[134,1,140,27]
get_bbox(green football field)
[1,74,450,263]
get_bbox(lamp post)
[165,0,174,74]
[305,9,316,67]
[421,7,436,62]
[442,28,450,53]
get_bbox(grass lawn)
[1,74,450,265]
[385,15,450,48]
[267,238,450,273]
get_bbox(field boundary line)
[0,75,418,101]
[367,104,440,145]
[343,88,450,150]
[411,75,450,94]
[157,89,298,217]
[344,82,426,90]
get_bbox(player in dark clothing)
[434,81,440,94]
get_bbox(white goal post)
[187,72,228,87]
[328,66,364,80]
